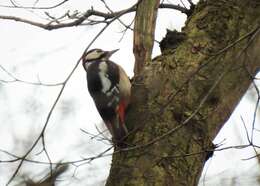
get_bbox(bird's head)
[83,48,119,63]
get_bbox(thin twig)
[0,0,69,10]
[0,64,63,86]
[240,116,251,143]
[0,3,190,30]
[186,0,194,6]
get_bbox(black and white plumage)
[82,48,131,143]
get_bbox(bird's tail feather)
[112,116,128,141]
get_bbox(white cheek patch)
[98,62,111,93]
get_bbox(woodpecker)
[82,48,131,143]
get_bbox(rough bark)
[106,0,260,186]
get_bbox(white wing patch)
[98,62,111,93]
[107,85,120,107]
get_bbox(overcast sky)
[0,0,260,186]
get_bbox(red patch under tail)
[117,100,128,134]
[118,101,126,123]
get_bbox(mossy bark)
[106,0,260,186]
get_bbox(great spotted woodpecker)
[82,48,131,143]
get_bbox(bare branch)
[41,134,53,178]
[240,116,251,143]
[0,64,63,86]
[33,0,40,7]
[179,0,187,9]
[9,0,17,7]
[99,0,135,42]
[80,128,111,143]
[0,0,69,10]
[186,0,194,6]
[133,0,160,74]
[159,3,191,15]
[0,6,136,30]
[0,3,191,30]
[1,142,259,167]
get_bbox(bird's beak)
[107,49,119,57]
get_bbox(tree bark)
[106,0,260,185]
[133,0,160,75]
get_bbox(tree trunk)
[106,0,260,185]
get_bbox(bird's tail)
[105,103,128,146]
[105,118,128,147]
[102,100,129,147]
[114,117,128,140]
